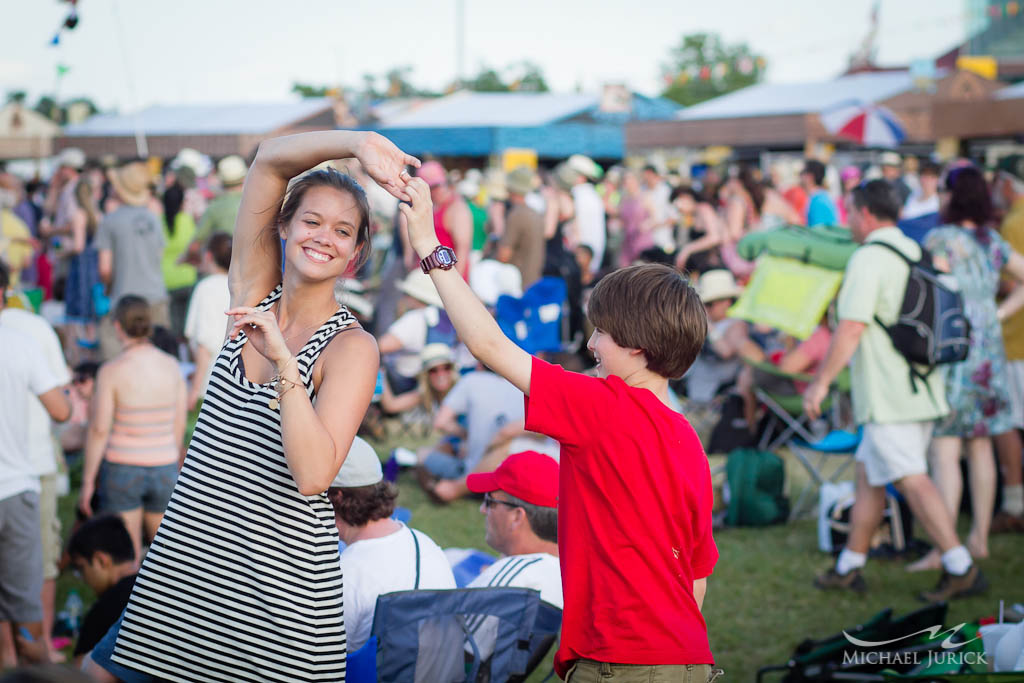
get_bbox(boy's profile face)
[587,328,638,380]
[72,552,112,594]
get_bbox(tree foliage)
[660,33,766,107]
[465,61,549,93]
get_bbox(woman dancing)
[107,131,417,682]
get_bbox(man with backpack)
[803,180,987,601]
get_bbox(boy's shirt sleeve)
[690,504,719,580]
[523,356,613,449]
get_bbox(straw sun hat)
[108,162,152,207]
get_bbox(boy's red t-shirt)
[524,357,718,677]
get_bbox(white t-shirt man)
[571,183,606,273]
[340,523,456,652]
[0,308,70,478]
[184,272,231,394]
[0,326,60,501]
[645,181,675,251]
[466,553,562,660]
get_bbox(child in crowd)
[66,516,136,666]
[400,175,721,681]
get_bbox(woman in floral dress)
[909,167,1024,571]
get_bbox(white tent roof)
[378,91,599,128]
[677,71,921,121]
[64,99,332,136]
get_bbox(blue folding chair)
[495,277,568,354]
[788,427,862,520]
[371,586,541,683]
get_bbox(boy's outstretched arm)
[400,178,533,395]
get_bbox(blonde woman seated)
[378,343,457,430]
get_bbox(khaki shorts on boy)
[855,421,933,487]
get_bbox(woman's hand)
[398,178,438,257]
[78,478,95,517]
[226,307,293,370]
[354,132,421,201]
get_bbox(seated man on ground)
[417,362,530,502]
[67,516,136,667]
[328,437,455,654]
[464,451,562,660]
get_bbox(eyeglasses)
[428,364,454,375]
[483,493,520,510]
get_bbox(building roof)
[378,91,600,128]
[996,80,1024,100]
[63,99,333,136]
[677,71,921,121]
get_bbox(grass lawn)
[49,428,1023,682]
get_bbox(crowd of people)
[0,130,1023,681]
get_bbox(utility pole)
[455,0,465,88]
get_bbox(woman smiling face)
[279,185,364,282]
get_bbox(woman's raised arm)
[228,131,419,307]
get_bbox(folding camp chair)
[746,360,852,453]
[495,277,569,354]
[757,602,952,682]
[787,427,861,520]
[371,586,541,683]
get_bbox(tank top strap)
[294,305,359,386]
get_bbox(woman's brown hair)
[114,295,151,339]
[274,168,372,273]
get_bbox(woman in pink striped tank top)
[79,295,186,562]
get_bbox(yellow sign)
[501,148,537,172]
[956,56,998,80]
[702,146,733,165]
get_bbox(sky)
[1,0,970,112]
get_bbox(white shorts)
[856,421,933,487]
[1006,360,1024,429]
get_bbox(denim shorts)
[91,609,157,683]
[98,461,178,514]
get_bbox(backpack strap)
[860,241,939,400]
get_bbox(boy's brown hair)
[588,264,707,379]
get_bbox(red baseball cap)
[466,451,558,508]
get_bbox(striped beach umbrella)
[820,100,907,148]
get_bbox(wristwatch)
[420,245,458,274]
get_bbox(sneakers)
[919,564,989,603]
[813,567,867,594]
[991,510,1024,534]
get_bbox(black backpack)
[866,241,971,392]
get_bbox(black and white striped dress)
[112,286,354,682]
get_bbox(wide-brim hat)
[567,154,603,181]
[420,343,455,372]
[55,147,86,171]
[465,450,559,508]
[697,269,743,303]
[554,163,579,191]
[330,437,382,488]
[109,162,152,207]
[398,269,444,308]
[217,155,248,186]
[506,166,537,196]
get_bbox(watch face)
[437,249,453,266]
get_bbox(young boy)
[400,176,720,681]
[66,516,137,666]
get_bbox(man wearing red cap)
[403,161,471,279]
[465,450,562,660]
